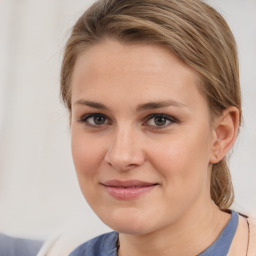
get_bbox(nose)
[104,126,145,171]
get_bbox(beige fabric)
[37,225,108,256]
[37,232,90,256]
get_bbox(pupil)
[94,116,105,125]
[154,116,166,126]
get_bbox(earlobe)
[209,107,240,164]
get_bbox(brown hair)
[60,0,241,209]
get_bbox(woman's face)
[70,39,216,235]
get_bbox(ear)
[209,106,240,164]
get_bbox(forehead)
[73,39,198,79]
[71,39,207,111]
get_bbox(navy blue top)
[0,233,43,256]
[69,211,239,256]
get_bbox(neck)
[118,203,231,256]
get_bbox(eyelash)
[143,113,177,130]
[80,113,111,128]
[79,113,178,129]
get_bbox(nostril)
[104,148,145,171]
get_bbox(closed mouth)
[100,180,158,199]
[101,179,158,188]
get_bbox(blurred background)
[0,0,255,241]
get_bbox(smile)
[101,180,158,200]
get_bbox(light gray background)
[0,0,255,240]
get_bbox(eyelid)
[79,113,112,127]
[142,113,178,128]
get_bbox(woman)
[59,0,256,255]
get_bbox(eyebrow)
[75,99,187,112]
[75,100,108,110]
[136,100,187,112]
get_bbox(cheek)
[147,135,212,215]
[71,130,108,208]
[71,130,106,177]
[147,131,212,185]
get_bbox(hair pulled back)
[60,0,241,209]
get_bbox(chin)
[97,208,157,235]
[109,222,151,235]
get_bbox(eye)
[80,113,110,127]
[144,114,176,128]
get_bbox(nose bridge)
[105,123,144,170]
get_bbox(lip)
[101,180,158,200]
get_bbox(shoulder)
[69,232,119,256]
[247,216,256,256]
[0,233,43,256]
[230,213,256,256]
